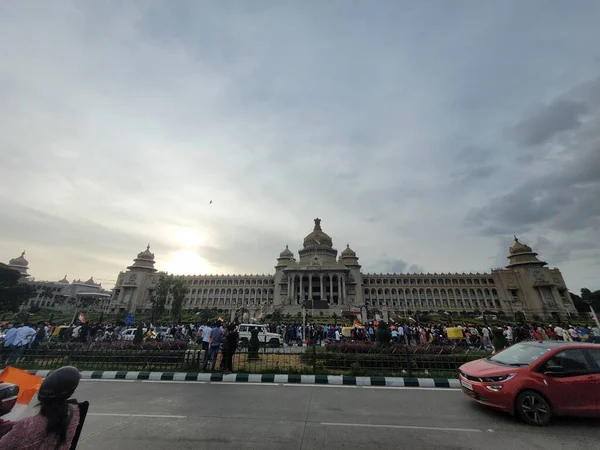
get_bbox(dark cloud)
[365,259,424,274]
[468,148,600,235]
[510,98,589,147]
[0,202,145,256]
[533,236,571,265]
[452,147,499,183]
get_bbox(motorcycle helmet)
[38,366,80,403]
[0,383,19,417]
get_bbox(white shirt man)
[13,324,36,347]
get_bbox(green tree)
[332,312,338,325]
[376,321,392,347]
[268,307,284,323]
[170,278,189,322]
[151,275,173,322]
[0,265,35,313]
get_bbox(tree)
[151,275,173,322]
[376,321,392,347]
[332,312,338,325]
[0,265,35,313]
[170,278,189,323]
[269,307,284,323]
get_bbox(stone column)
[320,274,324,302]
[308,274,313,300]
[290,276,295,304]
[341,277,346,304]
[329,274,334,301]
[337,276,342,304]
[298,275,302,304]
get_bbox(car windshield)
[489,344,551,366]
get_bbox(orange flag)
[0,367,42,408]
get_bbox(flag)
[0,367,42,420]
[315,239,321,245]
[78,312,86,324]
[353,320,364,329]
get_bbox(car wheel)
[516,391,552,426]
[269,338,280,348]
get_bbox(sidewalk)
[28,369,460,388]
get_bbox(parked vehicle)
[237,324,281,348]
[459,341,600,426]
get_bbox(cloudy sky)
[1,1,599,291]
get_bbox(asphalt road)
[74,380,600,450]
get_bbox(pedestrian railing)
[3,343,491,377]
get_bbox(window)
[588,350,600,369]
[543,349,591,374]
[490,344,550,366]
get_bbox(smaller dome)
[9,251,28,267]
[341,244,356,258]
[58,275,69,284]
[279,245,294,258]
[84,277,97,285]
[137,244,155,260]
[509,236,533,254]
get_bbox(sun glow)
[166,226,209,249]
[164,250,211,275]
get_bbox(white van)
[237,324,281,348]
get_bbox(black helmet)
[38,366,80,402]
[0,383,19,417]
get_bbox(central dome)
[303,218,333,248]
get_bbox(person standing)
[203,321,223,371]
[7,323,36,365]
[222,324,239,374]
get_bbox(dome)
[509,236,533,255]
[137,244,155,261]
[9,251,28,267]
[303,218,333,248]
[58,275,69,284]
[279,245,294,258]
[84,276,97,286]
[341,244,356,258]
[128,244,158,272]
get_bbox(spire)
[314,218,322,231]
[147,244,150,251]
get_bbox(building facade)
[109,219,578,321]
[3,252,111,313]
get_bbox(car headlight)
[479,374,516,383]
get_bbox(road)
[75,380,599,449]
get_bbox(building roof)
[302,218,333,249]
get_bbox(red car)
[458,341,600,426]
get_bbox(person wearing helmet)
[0,366,81,449]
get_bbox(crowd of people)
[1,319,599,370]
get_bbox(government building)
[2,252,111,313]
[108,218,578,322]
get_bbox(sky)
[1,1,599,292]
